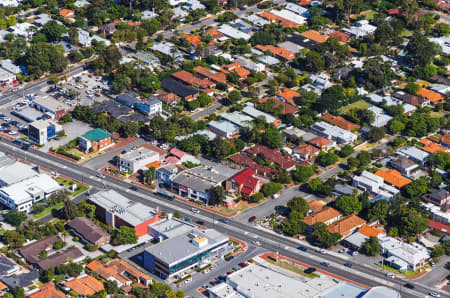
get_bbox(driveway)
[40,120,92,152]
[191,103,222,120]
[416,255,450,287]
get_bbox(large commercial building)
[0,153,61,213]
[28,119,62,145]
[143,227,229,279]
[380,236,430,271]
[116,147,160,173]
[31,96,71,120]
[88,190,161,237]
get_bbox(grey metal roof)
[171,166,229,193]
[0,258,19,276]
[0,270,39,289]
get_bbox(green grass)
[363,11,377,20]
[399,29,412,37]
[338,100,371,114]
[55,177,89,197]
[33,202,64,219]
[430,111,445,118]
[267,259,319,278]
[379,264,429,278]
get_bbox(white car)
[385,273,395,278]
[96,173,106,179]
[429,292,440,297]
[253,241,261,246]
[7,131,17,135]
[191,208,200,214]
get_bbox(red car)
[248,216,256,223]
[239,262,248,268]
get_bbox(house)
[294,144,320,161]
[152,89,180,106]
[9,23,36,40]
[310,121,357,144]
[333,66,352,80]
[428,219,450,234]
[0,270,39,290]
[396,146,429,165]
[306,136,335,151]
[430,74,450,86]
[353,171,399,199]
[430,35,450,55]
[242,14,270,27]
[0,257,19,276]
[258,97,299,115]
[329,31,351,43]
[236,57,266,73]
[87,259,152,291]
[28,283,66,298]
[99,23,116,35]
[116,92,139,108]
[278,41,305,54]
[242,103,282,127]
[255,45,295,61]
[204,28,224,42]
[0,68,16,84]
[389,156,419,177]
[79,128,113,153]
[327,214,366,238]
[217,24,251,40]
[342,20,376,38]
[367,106,393,128]
[322,114,359,131]
[287,34,318,50]
[255,55,281,66]
[150,42,182,59]
[276,88,300,105]
[310,73,333,90]
[161,77,199,101]
[117,147,160,173]
[285,2,309,17]
[300,30,329,43]
[77,29,110,47]
[393,91,429,107]
[63,275,104,296]
[302,207,343,230]
[88,190,160,236]
[59,9,75,18]
[171,70,216,90]
[67,217,111,246]
[194,66,227,84]
[136,97,162,117]
[74,0,90,7]
[429,83,450,96]
[220,62,250,80]
[182,33,201,47]
[0,59,21,74]
[308,200,326,213]
[441,134,450,148]
[379,236,429,271]
[28,119,62,145]
[226,168,264,197]
[208,120,240,138]
[228,154,275,179]
[170,166,230,204]
[343,224,385,250]
[259,11,300,28]
[417,88,445,104]
[375,169,412,189]
[246,145,297,171]
[422,189,450,207]
[221,111,253,128]
[156,164,180,186]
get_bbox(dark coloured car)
[220,218,229,223]
[248,216,256,222]
[225,255,234,261]
[344,262,352,268]
[320,262,329,267]
[298,246,307,252]
[304,267,316,274]
[404,283,414,289]
[130,185,139,191]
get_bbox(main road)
[0,139,444,297]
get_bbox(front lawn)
[55,177,89,197]
[33,202,64,219]
[267,259,319,278]
[338,100,371,114]
[379,264,430,278]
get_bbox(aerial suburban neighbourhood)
[0,0,448,297]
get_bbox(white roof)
[397,146,429,162]
[141,10,158,20]
[0,59,20,74]
[270,9,307,25]
[430,36,450,55]
[429,83,450,94]
[74,0,90,7]
[380,236,430,267]
[285,2,309,17]
[255,55,280,65]
[363,286,400,298]
[151,42,182,58]
[208,120,240,135]
[402,103,416,114]
[361,170,384,185]
[243,14,270,27]
[0,160,38,186]
[0,174,61,205]
[242,103,277,123]
[221,111,253,128]
[218,24,251,40]
[172,6,189,18]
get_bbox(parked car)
[225,255,234,261]
[429,292,440,297]
[220,218,229,223]
[320,262,329,267]
[298,246,307,252]
[404,283,414,289]
[304,267,316,274]
[239,262,248,268]
[248,216,256,223]
[344,262,352,268]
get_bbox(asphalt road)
[0,65,85,106]
[0,139,444,297]
[190,103,222,120]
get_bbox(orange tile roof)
[0,281,7,291]
[194,66,227,84]
[307,136,332,148]
[29,283,66,298]
[259,11,299,28]
[205,29,224,40]
[258,97,299,114]
[375,169,412,188]
[419,138,433,146]
[422,142,447,153]
[302,207,342,226]
[329,31,351,43]
[308,200,326,213]
[295,143,320,157]
[357,224,385,238]
[322,113,360,131]
[59,9,75,18]
[300,30,329,43]
[65,275,104,296]
[328,214,366,236]
[276,88,300,105]
[220,62,240,73]
[298,0,312,5]
[234,67,250,78]
[172,70,215,89]
[113,20,141,26]
[182,34,202,47]
[255,45,295,61]
[417,87,445,103]
[441,134,450,147]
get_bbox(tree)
[227,90,241,104]
[208,186,225,206]
[357,151,371,166]
[261,129,283,149]
[339,145,354,157]
[68,27,79,45]
[399,208,428,235]
[286,197,309,218]
[368,199,389,223]
[406,32,441,67]
[291,165,315,183]
[113,226,138,245]
[11,288,25,298]
[40,267,55,283]
[362,57,395,90]
[4,230,25,248]
[139,75,161,93]
[143,167,156,183]
[312,222,341,248]
[281,217,307,236]
[42,20,67,42]
[318,85,346,113]
[4,210,26,227]
[23,43,68,78]
[316,151,338,167]
[362,236,380,256]
[105,280,120,294]
[334,195,362,215]
[389,119,405,134]
[173,211,181,218]
[53,240,65,250]
[367,127,386,143]
[405,82,420,95]
[304,51,325,72]
[402,177,429,198]
[262,182,282,197]
[63,198,77,220]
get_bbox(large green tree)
[362,236,380,256]
[286,197,309,218]
[334,195,362,215]
[405,32,441,67]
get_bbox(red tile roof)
[258,97,298,115]
[246,145,297,170]
[228,154,275,176]
[322,113,360,130]
[428,219,450,234]
[229,168,262,195]
[307,136,332,148]
[276,88,300,105]
[171,70,216,89]
[194,66,227,84]
[255,45,295,61]
[59,9,75,18]
[327,214,366,236]
[329,31,351,43]
[65,275,104,296]
[29,283,66,298]
[182,34,202,47]
[300,30,329,43]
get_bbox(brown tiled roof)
[19,235,60,265]
[194,66,227,84]
[308,200,326,213]
[307,136,332,148]
[28,283,66,298]
[172,70,216,89]
[327,214,366,236]
[246,145,297,170]
[329,31,351,43]
[37,247,84,270]
[65,275,104,296]
[302,207,342,226]
[441,134,450,147]
[153,89,179,105]
[258,97,299,114]
[228,154,275,176]
[300,30,329,43]
[67,217,110,245]
[357,224,385,238]
[255,45,295,61]
[322,113,359,130]
[393,92,428,106]
[294,143,319,157]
